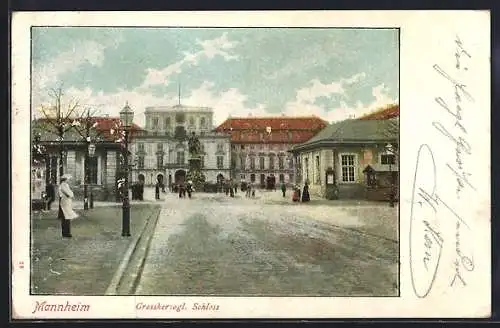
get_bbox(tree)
[37,87,82,184]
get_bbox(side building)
[32,116,143,202]
[290,104,399,200]
[215,116,328,188]
[130,104,231,187]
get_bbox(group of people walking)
[177,180,194,199]
[291,181,310,203]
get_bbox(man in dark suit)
[45,182,55,210]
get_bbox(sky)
[31,27,399,127]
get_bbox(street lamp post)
[88,143,96,209]
[83,140,96,210]
[120,102,134,237]
[385,143,395,208]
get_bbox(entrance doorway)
[174,170,186,184]
[157,173,164,184]
[138,173,145,184]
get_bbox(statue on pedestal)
[188,132,202,158]
[187,132,206,189]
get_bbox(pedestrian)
[186,180,193,199]
[45,181,55,210]
[155,181,160,200]
[178,183,184,198]
[302,181,310,202]
[292,185,300,202]
[58,174,79,238]
[281,182,286,198]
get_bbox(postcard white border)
[12,10,491,319]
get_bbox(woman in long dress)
[301,181,310,202]
[59,174,79,238]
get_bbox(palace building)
[130,104,231,187]
[215,116,328,188]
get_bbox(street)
[135,190,399,296]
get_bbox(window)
[175,113,185,123]
[177,151,185,165]
[340,154,356,183]
[200,117,206,129]
[288,157,294,169]
[305,157,309,181]
[138,156,145,169]
[88,157,98,184]
[152,117,159,129]
[240,155,245,169]
[217,156,224,169]
[250,145,255,150]
[231,158,237,169]
[279,174,285,183]
[250,174,256,182]
[240,174,246,180]
[174,126,187,139]
[189,117,195,126]
[259,157,265,170]
[241,145,245,150]
[278,156,284,170]
[138,143,145,152]
[315,155,320,183]
[157,155,163,169]
[381,154,396,165]
[260,174,265,186]
[217,143,224,152]
[157,143,163,152]
[289,173,294,183]
[164,117,171,130]
[250,157,256,170]
[269,156,275,170]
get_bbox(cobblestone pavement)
[135,191,399,296]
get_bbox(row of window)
[239,173,294,184]
[236,156,293,170]
[232,143,291,151]
[303,153,396,184]
[135,154,226,170]
[136,142,225,153]
[149,115,210,130]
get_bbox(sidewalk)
[30,203,162,295]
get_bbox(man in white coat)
[59,174,79,238]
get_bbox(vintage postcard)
[11,11,490,319]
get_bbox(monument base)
[187,157,205,189]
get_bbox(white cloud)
[140,32,240,88]
[264,41,342,80]
[33,80,265,128]
[181,81,268,125]
[32,38,124,109]
[284,78,398,123]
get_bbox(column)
[106,150,116,187]
[97,155,102,185]
[66,150,76,178]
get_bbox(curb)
[104,207,160,295]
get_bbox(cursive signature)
[410,144,443,298]
[410,35,476,297]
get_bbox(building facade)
[32,116,143,202]
[290,105,399,199]
[130,105,231,186]
[215,116,328,187]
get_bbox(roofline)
[290,139,398,153]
